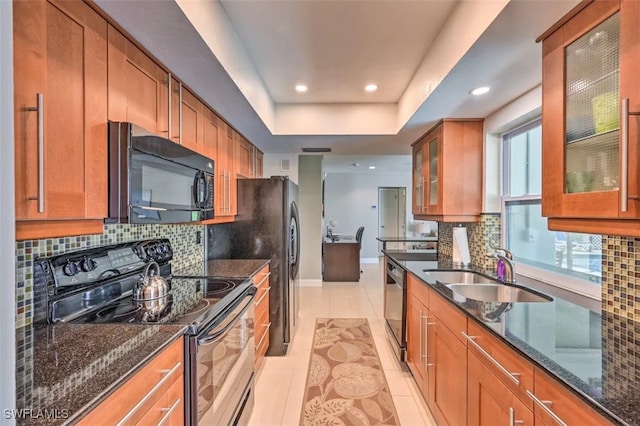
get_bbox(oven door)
[190,287,256,425]
[384,258,407,362]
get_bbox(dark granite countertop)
[382,249,437,262]
[376,236,438,242]
[384,251,637,426]
[206,259,270,279]
[15,323,186,425]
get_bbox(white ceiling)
[322,155,412,174]
[93,0,580,156]
[219,0,458,104]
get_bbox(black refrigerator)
[206,176,300,356]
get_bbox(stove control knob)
[63,261,79,276]
[80,257,97,272]
[146,246,156,258]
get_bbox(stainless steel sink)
[446,283,552,303]
[423,270,494,284]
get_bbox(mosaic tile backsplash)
[15,223,205,328]
[438,214,501,271]
[602,235,640,320]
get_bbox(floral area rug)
[300,318,400,426]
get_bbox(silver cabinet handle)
[178,81,183,145]
[116,361,182,426]
[26,93,44,213]
[219,172,225,213]
[423,315,435,369]
[254,286,271,306]
[419,309,424,361]
[462,332,521,385]
[509,407,524,426]
[620,98,640,212]
[157,398,181,426]
[227,170,232,212]
[167,73,172,138]
[254,272,272,288]
[526,390,567,426]
[255,322,271,350]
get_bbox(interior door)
[378,187,407,252]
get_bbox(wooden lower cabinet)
[406,285,428,388]
[468,352,533,426]
[530,369,612,426]
[407,275,467,426]
[429,308,467,426]
[406,278,615,426]
[78,337,184,426]
[253,265,271,369]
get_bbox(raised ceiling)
[219,0,457,104]
[93,0,580,155]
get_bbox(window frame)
[500,118,601,300]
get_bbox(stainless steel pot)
[133,261,169,301]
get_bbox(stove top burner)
[96,303,142,319]
[206,280,237,295]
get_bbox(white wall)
[262,153,299,184]
[1,1,16,423]
[298,156,323,281]
[324,171,414,259]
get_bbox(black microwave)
[106,121,214,224]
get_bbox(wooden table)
[322,239,360,282]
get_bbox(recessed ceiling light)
[368,166,376,170]
[351,162,360,167]
[295,84,308,93]
[365,84,378,92]
[470,86,490,96]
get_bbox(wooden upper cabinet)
[235,134,253,178]
[179,87,205,153]
[540,0,640,236]
[13,0,108,239]
[411,119,484,222]
[203,108,218,162]
[255,149,264,178]
[107,25,169,135]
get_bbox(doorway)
[378,187,406,254]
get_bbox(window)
[502,120,601,297]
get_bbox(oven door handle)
[197,287,257,345]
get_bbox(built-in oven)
[384,257,407,362]
[187,285,257,425]
[107,121,214,224]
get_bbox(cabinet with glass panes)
[538,0,640,237]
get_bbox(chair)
[355,227,364,273]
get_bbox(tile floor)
[248,262,437,426]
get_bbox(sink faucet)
[492,247,516,284]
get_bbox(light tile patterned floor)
[248,262,437,426]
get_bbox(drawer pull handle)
[157,398,181,426]
[117,361,182,425]
[254,286,271,306]
[526,390,567,426]
[254,272,272,288]
[255,322,272,350]
[509,407,524,426]
[462,332,520,385]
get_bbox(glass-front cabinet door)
[427,137,440,211]
[541,0,640,226]
[412,142,424,215]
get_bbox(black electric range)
[33,239,252,335]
